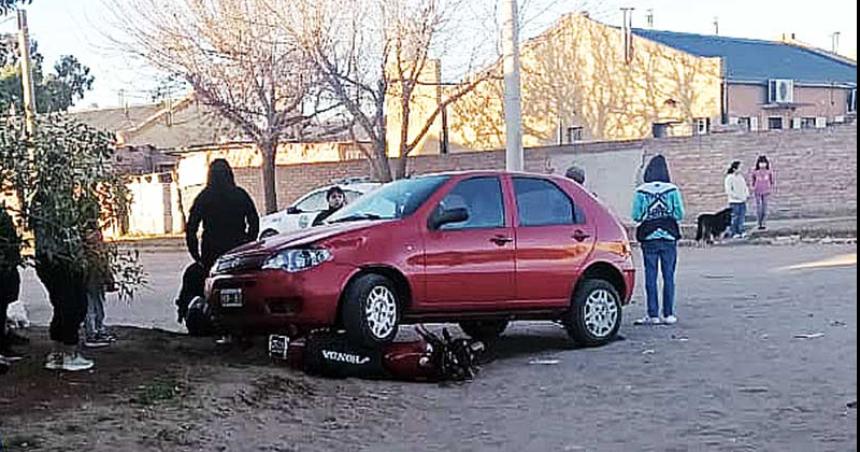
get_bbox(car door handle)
[490,236,514,246]
[571,230,591,242]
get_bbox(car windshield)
[326,176,449,224]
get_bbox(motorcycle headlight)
[262,248,332,272]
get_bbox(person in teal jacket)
[631,155,685,326]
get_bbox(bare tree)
[107,0,322,214]
[277,0,501,181]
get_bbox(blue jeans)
[730,202,747,236]
[641,239,678,318]
[755,194,769,228]
[85,286,106,338]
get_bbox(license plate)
[269,334,290,360]
[220,288,243,307]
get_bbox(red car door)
[510,176,596,307]
[420,176,516,310]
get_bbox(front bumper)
[205,263,356,335]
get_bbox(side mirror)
[286,206,301,215]
[429,207,469,230]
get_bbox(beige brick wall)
[232,124,857,222]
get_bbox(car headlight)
[262,248,332,272]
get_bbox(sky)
[1,0,856,110]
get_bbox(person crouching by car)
[312,186,347,226]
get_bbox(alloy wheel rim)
[583,289,619,338]
[365,286,397,339]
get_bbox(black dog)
[695,208,732,244]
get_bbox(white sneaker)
[58,352,94,372]
[634,317,662,326]
[663,315,678,325]
[44,352,63,370]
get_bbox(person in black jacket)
[186,159,260,271]
[184,160,259,344]
[312,186,347,227]
[0,204,23,360]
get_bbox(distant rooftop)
[633,29,857,86]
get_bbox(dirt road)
[2,244,857,451]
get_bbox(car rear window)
[513,177,580,226]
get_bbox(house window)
[849,89,857,114]
[801,117,817,129]
[768,117,784,130]
[694,118,711,135]
[738,117,752,131]
[566,127,584,144]
[652,123,670,138]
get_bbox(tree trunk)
[261,141,278,215]
[394,154,409,180]
[373,138,393,182]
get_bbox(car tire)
[260,229,279,239]
[563,279,622,347]
[459,320,509,342]
[342,274,401,347]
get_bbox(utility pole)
[502,0,523,172]
[17,8,37,137]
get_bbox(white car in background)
[258,179,381,239]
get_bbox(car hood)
[227,221,383,257]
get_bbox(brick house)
[633,29,858,133]
[389,13,857,155]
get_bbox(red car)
[206,171,635,347]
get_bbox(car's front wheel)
[342,274,401,347]
[459,320,509,342]
[563,279,622,347]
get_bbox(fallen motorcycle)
[270,325,485,382]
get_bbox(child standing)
[83,219,116,348]
[750,155,775,230]
[724,161,750,238]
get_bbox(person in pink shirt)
[750,155,775,230]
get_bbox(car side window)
[437,177,505,231]
[295,191,328,212]
[513,177,581,226]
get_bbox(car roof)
[310,182,380,193]
[418,169,568,183]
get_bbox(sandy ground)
[1,243,856,451]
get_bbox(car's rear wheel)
[260,229,279,239]
[342,274,401,347]
[459,320,509,342]
[563,279,621,347]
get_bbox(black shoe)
[0,346,25,362]
[6,331,29,346]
